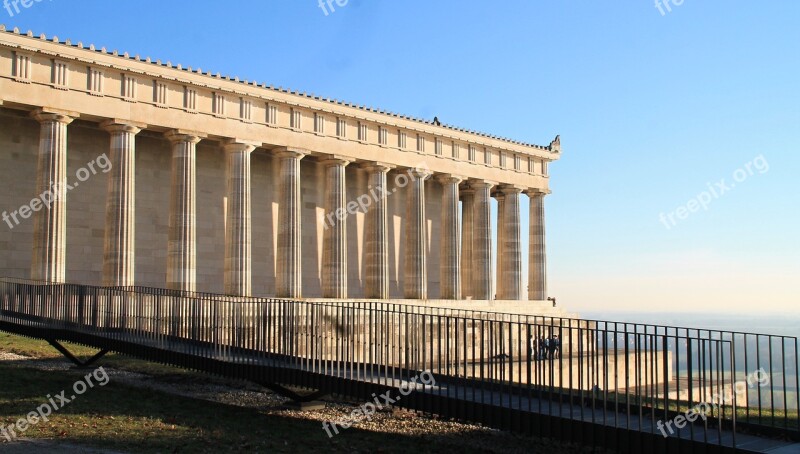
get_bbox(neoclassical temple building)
[0,27,561,306]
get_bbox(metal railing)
[0,278,797,451]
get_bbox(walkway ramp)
[1,279,798,453]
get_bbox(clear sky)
[5,1,798,314]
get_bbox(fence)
[0,278,797,450]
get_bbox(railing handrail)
[1,278,797,447]
[2,277,795,342]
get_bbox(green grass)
[0,333,604,453]
[0,332,217,380]
[0,333,95,358]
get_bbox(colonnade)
[28,111,549,301]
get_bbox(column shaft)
[101,121,141,287]
[528,190,548,300]
[501,187,523,300]
[224,141,256,296]
[322,158,349,298]
[404,169,431,299]
[495,193,505,298]
[276,150,305,298]
[438,175,462,299]
[460,188,474,298]
[364,164,390,299]
[472,181,494,300]
[165,131,202,292]
[31,110,73,282]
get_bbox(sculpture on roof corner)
[549,135,561,152]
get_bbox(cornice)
[0,25,562,160]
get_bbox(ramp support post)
[257,382,329,410]
[47,339,109,368]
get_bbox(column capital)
[499,184,526,195]
[435,174,465,185]
[469,178,497,189]
[320,155,350,167]
[459,181,475,195]
[406,167,433,180]
[101,119,147,135]
[222,139,258,154]
[165,129,205,145]
[360,161,395,173]
[273,147,307,159]
[31,108,77,125]
[525,188,552,197]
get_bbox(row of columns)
[28,110,548,301]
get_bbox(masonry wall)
[0,108,38,279]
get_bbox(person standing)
[540,335,549,360]
[529,334,537,360]
[553,334,561,359]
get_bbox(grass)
[0,333,604,453]
[2,362,444,453]
[570,387,799,427]
[0,333,209,379]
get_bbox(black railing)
[0,278,797,452]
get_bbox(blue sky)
[6,1,798,314]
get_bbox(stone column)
[460,186,474,299]
[363,163,391,299]
[500,186,524,300]
[165,131,203,292]
[30,109,74,282]
[223,140,256,296]
[322,157,349,299]
[275,149,305,298]
[101,120,143,287]
[527,189,549,301]
[404,169,432,299]
[495,192,505,299]
[471,180,494,300]
[437,174,462,299]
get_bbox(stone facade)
[0,28,560,302]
